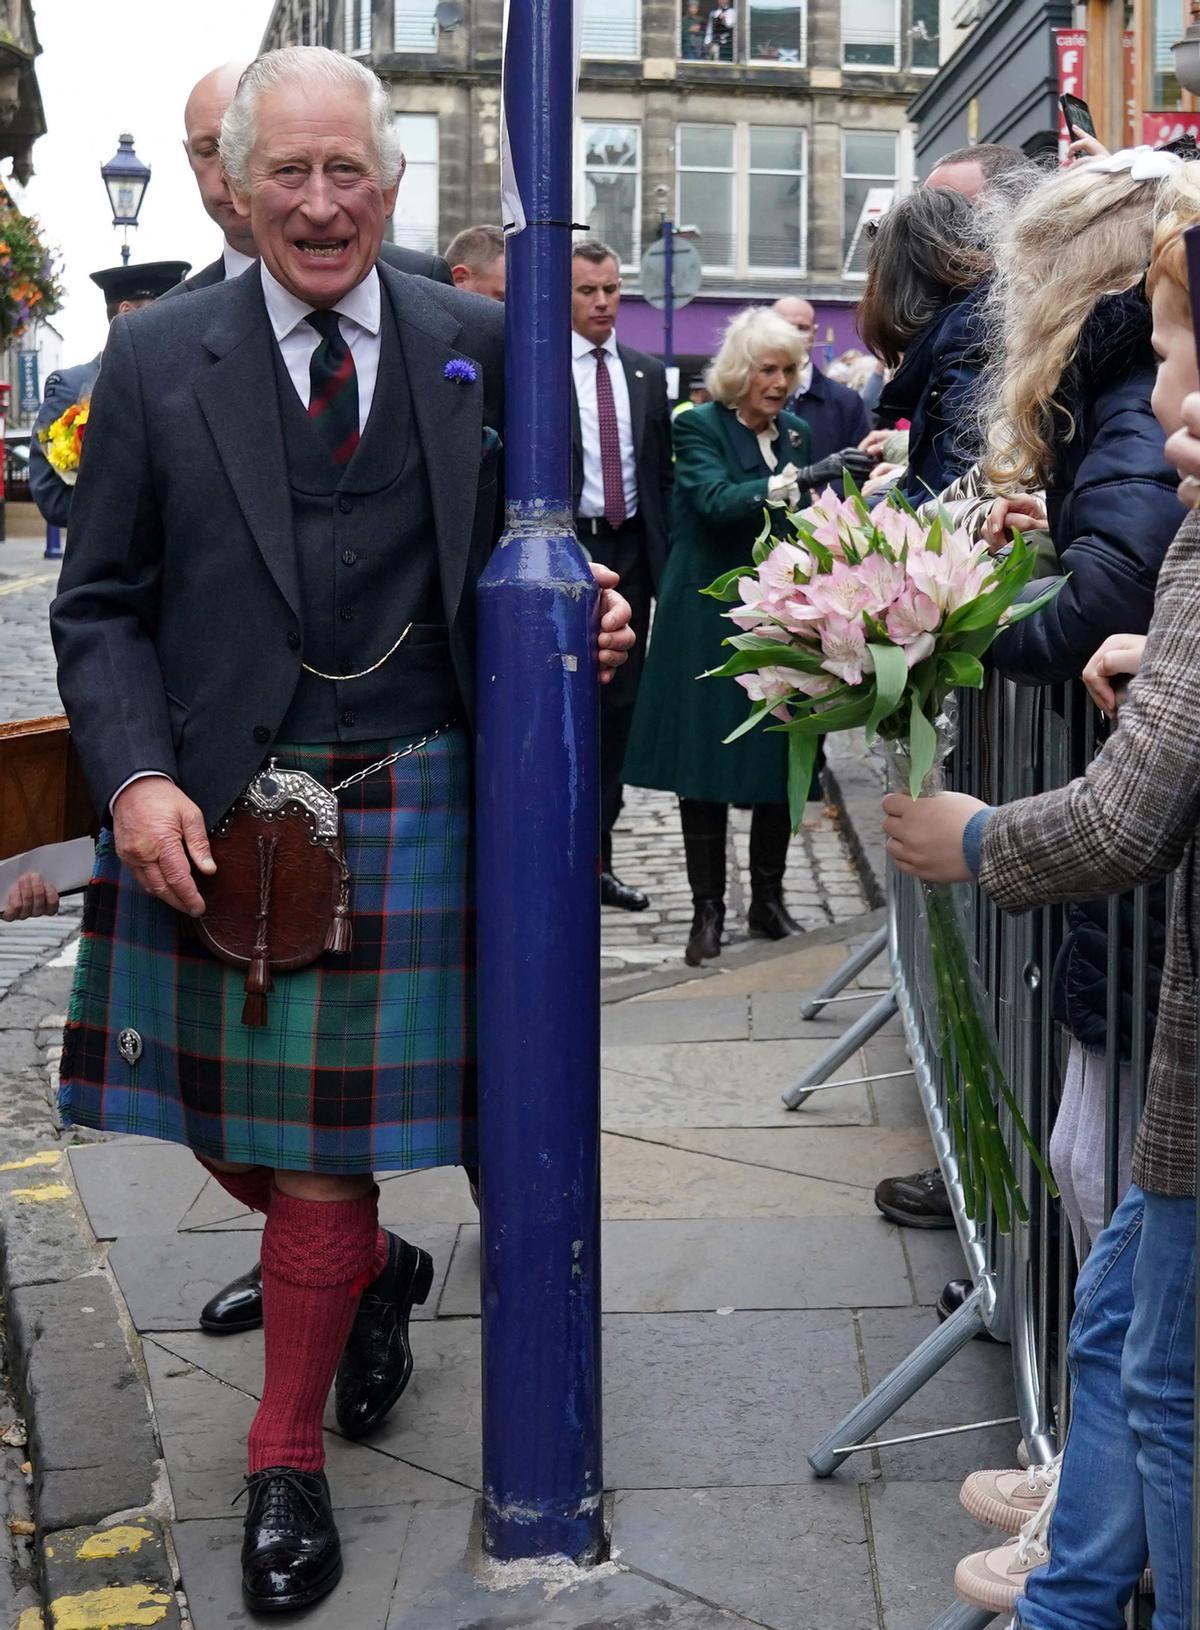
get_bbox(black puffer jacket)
[877,282,989,505]
[989,291,1178,1057]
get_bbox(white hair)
[219,46,404,192]
[705,308,807,406]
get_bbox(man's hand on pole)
[588,561,635,685]
[112,778,216,917]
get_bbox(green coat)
[623,401,811,805]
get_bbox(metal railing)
[791,674,1164,1628]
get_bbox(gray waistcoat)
[276,298,461,745]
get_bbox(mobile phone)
[1060,93,1097,141]
[1183,224,1200,383]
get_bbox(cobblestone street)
[1,521,871,979]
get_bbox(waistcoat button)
[339,606,355,622]
[341,549,357,566]
[338,496,354,515]
[253,725,271,744]
[341,708,356,727]
[287,631,301,650]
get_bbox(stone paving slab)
[602,1039,874,1129]
[641,934,874,999]
[439,1216,913,1315]
[68,1142,209,1240]
[647,1125,941,1192]
[108,1225,459,1332]
[142,1337,466,1518]
[40,1517,181,1630]
[900,1225,978,1309]
[614,1483,878,1630]
[598,1131,880,1218]
[867,1479,994,1630]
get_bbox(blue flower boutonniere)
[444,358,477,385]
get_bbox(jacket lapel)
[620,345,647,458]
[194,272,300,616]
[383,265,482,629]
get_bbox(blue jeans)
[1017,1185,1195,1630]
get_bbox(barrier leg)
[925,1600,1000,1630]
[808,1285,988,1476]
[798,925,889,1020]
[782,989,898,1109]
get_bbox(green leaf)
[937,651,985,691]
[924,512,943,557]
[999,576,1069,626]
[705,642,829,679]
[768,693,874,737]
[907,694,938,799]
[864,642,910,740]
[751,510,775,566]
[787,732,818,831]
[701,567,750,602]
[722,700,775,744]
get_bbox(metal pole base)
[798,926,889,1020]
[807,1286,988,1476]
[44,525,62,561]
[925,1599,1001,1630]
[783,989,898,1109]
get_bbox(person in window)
[705,3,735,60]
[681,0,706,58]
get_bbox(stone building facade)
[261,0,933,363]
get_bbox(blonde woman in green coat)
[624,307,872,965]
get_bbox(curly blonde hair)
[1147,162,1200,303]
[980,161,1178,493]
[705,308,806,406]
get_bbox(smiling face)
[233,79,399,308]
[739,348,799,428]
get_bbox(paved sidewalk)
[11,922,1015,1630]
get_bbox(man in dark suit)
[51,47,632,1612]
[571,239,672,912]
[773,296,871,458]
[176,60,453,296]
[29,261,191,529]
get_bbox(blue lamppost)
[474,0,605,1566]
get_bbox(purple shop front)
[615,295,864,370]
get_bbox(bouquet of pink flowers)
[704,485,1064,1229]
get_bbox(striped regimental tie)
[306,308,360,465]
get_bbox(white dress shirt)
[571,329,638,520]
[260,260,382,435]
[222,242,256,280]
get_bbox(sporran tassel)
[324,864,353,955]
[242,834,278,1029]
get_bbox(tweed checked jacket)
[979,505,1200,1196]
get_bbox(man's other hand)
[2,873,59,922]
[589,561,635,685]
[112,778,216,917]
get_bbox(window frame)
[840,128,898,280]
[909,0,940,71]
[746,0,808,67]
[746,125,808,278]
[344,0,371,54]
[392,0,438,53]
[390,112,439,254]
[676,121,737,275]
[841,0,901,71]
[580,0,642,60]
[577,119,644,274]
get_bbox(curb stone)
[40,1517,180,1630]
[822,731,886,909]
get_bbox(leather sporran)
[193,761,352,1028]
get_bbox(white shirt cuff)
[109,770,171,816]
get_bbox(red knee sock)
[247,1187,381,1475]
[197,1160,274,1216]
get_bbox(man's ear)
[228,172,251,220]
[383,153,406,220]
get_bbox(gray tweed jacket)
[980,503,1198,1197]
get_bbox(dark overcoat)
[623,400,810,806]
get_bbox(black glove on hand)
[795,447,875,486]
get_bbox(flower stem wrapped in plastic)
[703,481,1066,1228]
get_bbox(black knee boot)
[680,800,727,966]
[747,803,802,940]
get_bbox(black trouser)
[679,799,793,903]
[577,517,654,865]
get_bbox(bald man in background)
[171,61,454,296]
[773,296,870,460]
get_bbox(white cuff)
[109,770,171,816]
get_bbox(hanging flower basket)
[0,190,62,347]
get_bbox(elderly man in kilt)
[50,46,633,1614]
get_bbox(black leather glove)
[794,447,876,487]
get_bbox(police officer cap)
[89,261,192,303]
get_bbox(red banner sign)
[1143,111,1200,146]
[1055,29,1088,162]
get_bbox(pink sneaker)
[960,1460,1060,1533]
[955,1532,1050,1613]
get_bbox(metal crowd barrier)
[787,675,1161,1629]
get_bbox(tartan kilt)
[59,728,475,1174]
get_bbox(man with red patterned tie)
[570,240,673,913]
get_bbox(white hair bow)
[1085,145,1183,181]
